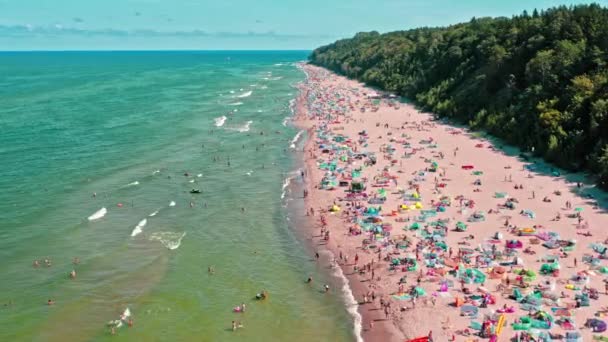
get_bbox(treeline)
[310,4,608,188]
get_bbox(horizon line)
[0,49,313,52]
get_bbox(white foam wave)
[149,209,160,217]
[229,90,235,94]
[153,170,161,175]
[214,116,227,127]
[237,90,252,98]
[245,170,253,176]
[149,232,186,250]
[229,102,243,106]
[197,173,203,178]
[282,117,290,126]
[289,98,296,113]
[281,176,293,199]
[88,207,107,221]
[324,250,363,342]
[169,201,176,207]
[126,181,139,187]
[131,218,147,237]
[290,130,304,149]
[228,120,253,133]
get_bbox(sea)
[0,51,356,342]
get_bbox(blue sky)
[0,0,601,50]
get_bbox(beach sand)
[294,64,608,341]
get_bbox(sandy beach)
[295,64,608,341]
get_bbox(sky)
[0,0,603,50]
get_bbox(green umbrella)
[575,207,584,212]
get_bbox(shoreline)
[293,64,401,342]
[293,62,608,341]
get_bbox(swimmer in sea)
[69,270,76,279]
[33,260,40,268]
[232,321,237,331]
[307,276,313,283]
[324,284,330,292]
[47,299,55,305]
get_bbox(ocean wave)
[282,117,290,126]
[323,250,363,342]
[88,207,107,221]
[228,120,253,133]
[153,170,161,175]
[149,209,160,217]
[214,116,227,127]
[281,174,295,199]
[236,90,252,98]
[149,232,186,250]
[290,130,304,149]
[131,218,147,237]
[125,181,139,187]
[228,102,243,106]
[169,201,176,207]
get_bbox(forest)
[309,4,608,189]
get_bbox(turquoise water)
[0,51,353,341]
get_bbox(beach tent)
[565,331,583,342]
[350,181,365,193]
[506,240,523,249]
[455,221,468,232]
[585,319,607,333]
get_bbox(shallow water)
[0,51,354,341]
